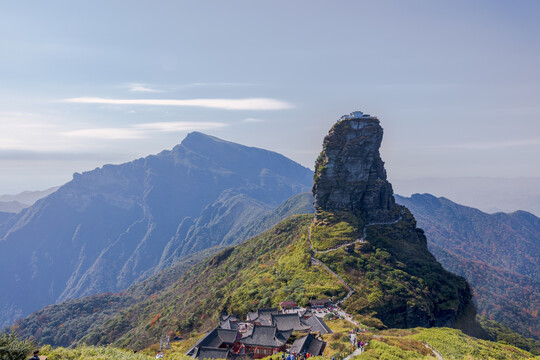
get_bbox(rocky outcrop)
[313,112,399,223]
[312,111,484,337]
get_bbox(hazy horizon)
[1,1,539,195]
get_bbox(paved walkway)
[343,347,363,360]
[423,342,444,360]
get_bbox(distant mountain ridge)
[0,186,59,213]
[392,177,540,216]
[395,193,540,339]
[0,132,313,327]
[0,201,28,213]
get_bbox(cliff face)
[312,111,483,336]
[313,114,398,223]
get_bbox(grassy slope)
[81,215,346,349]
[12,193,316,348]
[35,320,536,360]
[312,210,474,332]
[322,320,536,359]
[83,210,480,350]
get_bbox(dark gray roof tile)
[289,334,326,356]
[271,313,310,331]
[239,325,290,348]
[195,346,230,359]
[304,316,332,334]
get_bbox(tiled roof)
[194,346,230,359]
[304,316,332,334]
[279,301,297,308]
[186,328,238,356]
[219,319,239,331]
[239,325,291,348]
[289,334,326,356]
[248,308,278,325]
[271,313,310,331]
[221,314,240,322]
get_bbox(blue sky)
[1,1,539,194]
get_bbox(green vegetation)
[36,209,479,350]
[320,321,537,359]
[0,333,34,360]
[38,344,193,360]
[410,327,535,359]
[313,151,327,183]
[360,339,435,360]
[313,210,472,331]
[77,215,347,349]
[14,205,536,359]
[478,316,540,355]
[34,326,536,360]
[310,211,362,251]
[396,194,540,340]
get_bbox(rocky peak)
[312,111,399,223]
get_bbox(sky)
[1,0,539,194]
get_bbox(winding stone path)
[308,210,404,255]
[343,347,363,360]
[423,342,444,360]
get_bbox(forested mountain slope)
[0,132,312,328]
[12,194,316,347]
[396,193,540,339]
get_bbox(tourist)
[29,350,40,360]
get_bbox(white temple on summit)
[338,111,377,121]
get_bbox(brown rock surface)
[313,112,399,222]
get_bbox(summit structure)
[313,111,399,223]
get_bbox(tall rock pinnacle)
[313,111,399,223]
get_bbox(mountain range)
[393,177,540,217]
[395,193,540,339]
[3,123,539,355]
[0,132,312,328]
[0,187,59,213]
[12,115,484,350]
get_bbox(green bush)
[0,333,34,360]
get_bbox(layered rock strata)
[313,111,399,222]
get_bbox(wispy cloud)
[63,97,293,110]
[62,121,227,140]
[62,128,144,140]
[126,83,162,93]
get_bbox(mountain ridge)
[395,193,540,339]
[0,132,313,328]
